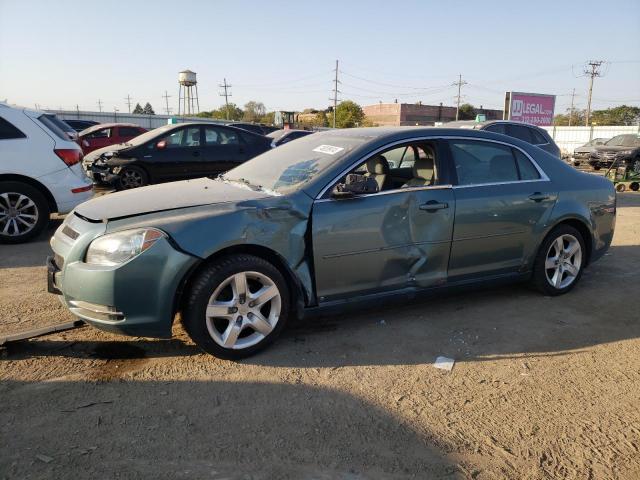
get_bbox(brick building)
[363,102,503,126]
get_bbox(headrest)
[413,157,434,180]
[365,155,389,175]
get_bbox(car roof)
[79,123,144,135]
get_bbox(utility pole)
[97,99,103,112]
[330,60,340,128]
[584,60,604,126]
[76,104,81,119]
[219,78,232,120]
[452,74,467,121]
[568,88,576,126]
[113,106,119,122]
[124,94,133,113]
[162,91,172,115]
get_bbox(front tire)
[182,254,290,359]
[0,181,50,244]
[532,225,586,296]
[118,165,148,190]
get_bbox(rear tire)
[182,254,290,360]
[118,165,148,190]
[0,181,50,244]
[531,225,586,296]
[630,182,639,192]
[616,183,626,192]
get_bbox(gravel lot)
[1,192,639,480]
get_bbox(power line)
[331,60,340,128]
[569,88,576,126]
[162,91,172,115]
[124,94,133,113]
[452,74,468,121]
[583,60,605,126]
[219,78,232,120]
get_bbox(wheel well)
[173,244,307,321]
[0,174,58,212]
[553,218,593,265]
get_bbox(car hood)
[74,177,271,222]
[84,143,132,162]
[594,146,636,153]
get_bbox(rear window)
[0,117,26,140]
[529,128,548,145]
[118,126,143,137]
[37,114,71,140]
[506,124,534,143]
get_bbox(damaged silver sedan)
[48,127,616,359]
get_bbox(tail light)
[54,149,83,167]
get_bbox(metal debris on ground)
[434,356,455,371]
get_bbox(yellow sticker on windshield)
[313,145,344,155]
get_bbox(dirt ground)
[1,192,639,480]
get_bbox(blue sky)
[1,0,638,115]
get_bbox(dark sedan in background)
[267,128,314,147]
[446,120,561,158]
[589,134,640,171]
[85,122,272,189]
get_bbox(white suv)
[0,103,93,243]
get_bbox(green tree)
[457,103,476,120]
[243,101,266,123]
[591,105,640,126]
[142,102,155,115]
[327,100,365,128]
[554,108,586,126]
[197,103,244,120]
[259,111,276,125]
[315,111,329,127]
[132,103,144,114]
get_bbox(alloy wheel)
[121,170,143,189]
[545,234,582,289]
[0,192,39,237]
[205,271,282,350]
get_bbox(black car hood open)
[75,178,271,222]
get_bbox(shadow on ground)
[0,379,461,480]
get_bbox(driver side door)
[311,140,455,302]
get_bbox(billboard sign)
[504,92,556,126]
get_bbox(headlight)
[85,228,165,266]
[619,150,632,155]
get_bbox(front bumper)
[49,216,199,338]
[90,163,121,184]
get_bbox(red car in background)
[78,123,147,155]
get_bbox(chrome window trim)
[315,135,550,200]
[315,184,453,203]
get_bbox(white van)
[0,103,93,243]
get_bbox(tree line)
[553,105,639,126]
[196,100,370,128]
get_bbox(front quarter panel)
[106,191,316,304]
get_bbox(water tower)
[178,69,199,116]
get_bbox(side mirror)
[156,140,167,150]
[332,173,379,199]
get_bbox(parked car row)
[586,134,640,171]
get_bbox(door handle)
[419,201,449,212]
[528,192,549,202]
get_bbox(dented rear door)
[311,186,455,302]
